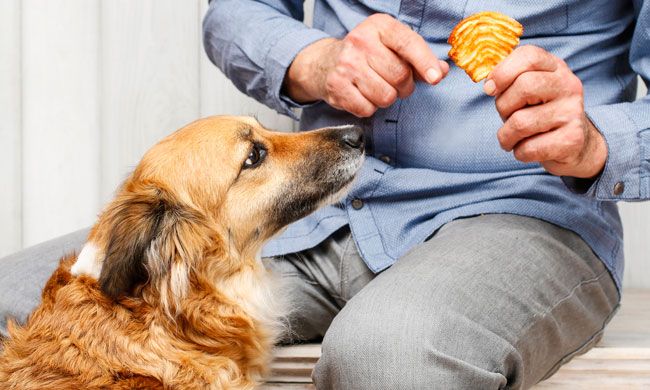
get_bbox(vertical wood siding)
[0,0,648,287]
[21,0,101,246]
[0,0,23,256]
[621,80,649,288]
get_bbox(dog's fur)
[0,116,364,389]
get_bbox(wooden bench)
[263,289,650,389]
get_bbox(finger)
[497,100,568,151]
[540,160,575,177]
[512,125,582,164]
[332,82,378,118]
[376,18,444,84]
[485,45,558,96]
[366,45,416,98]
[495,71,563,121]
[353,64,399,108]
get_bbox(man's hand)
[484,45,608,179]
[284,14,449,117]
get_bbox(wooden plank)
[21,0,101,246]
[100,0,201,204]
[534,374,650,390]
[601,289,650,348]
[620,203,650,289]
[198,0,296,131]
[261,385,314,390]
[0,0,22,257]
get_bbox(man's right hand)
[283,14,448,118]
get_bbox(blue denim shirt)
[204,1,650,290]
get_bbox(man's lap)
[312,214,620,389]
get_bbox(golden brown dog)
[0,116,364,389]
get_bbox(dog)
[0,116,364,389]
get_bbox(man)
[1,1,648,389]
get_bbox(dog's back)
[0,255,262,389]
[0,255,164,389]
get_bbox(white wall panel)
[198,0,296,131]
[620,78,650,289]
[21,0,101,247]
[0,0,23,257]
[100,0,202,203]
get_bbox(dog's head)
[71,116,364,305]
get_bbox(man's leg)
[0,225,370,343]
[0,229,90,337]
[313,214,620,390]
[262,227,375,342]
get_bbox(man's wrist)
[581,117,608,179]
[282,38,339,104]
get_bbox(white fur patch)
[70,243,102,279]
[218,263,288,342]
[170,262,189,299]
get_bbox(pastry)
[448,11,524,82]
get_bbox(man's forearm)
[202,0,329,117]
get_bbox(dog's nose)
[341,126,364,150]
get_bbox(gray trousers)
[0,214,619,389]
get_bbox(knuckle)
[496,128,509,148]
[391,34,411,53]
[336,51,357,70]
[568,121,586,145]
[391,63,412,84]
[521,45,544,61]
[345,30,364,46]
[517,72,538,97]
[494,97,508,116]
[392,30,419,53]
[377,88,397,107]
[516,141,542,162]
[509,111,528,132]
[368,13,392,27]
[513,147,530,162]
[324,75,343,97]
[403,80,416,96]
[569,76,584,96]
[368,13,386,22]
[356,104,377,118]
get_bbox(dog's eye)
[243,143,267,169]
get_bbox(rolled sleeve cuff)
[264,27,330,119]
[572,103,644,200]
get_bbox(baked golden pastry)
[448,11,524,82]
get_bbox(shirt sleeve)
[564,0,650,201]
[202,0,330,119]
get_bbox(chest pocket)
[346,0,401,17]
[463,1,569,37]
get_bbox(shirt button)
[351,198,364,210]
[379,155,392,164]
[613,182,625,196]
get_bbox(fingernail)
[484,79,496,96]
[438,60,450,74]
[426,68,441,84]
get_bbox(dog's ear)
[98,184,208,300]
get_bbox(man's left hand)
[484,45,607,179]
